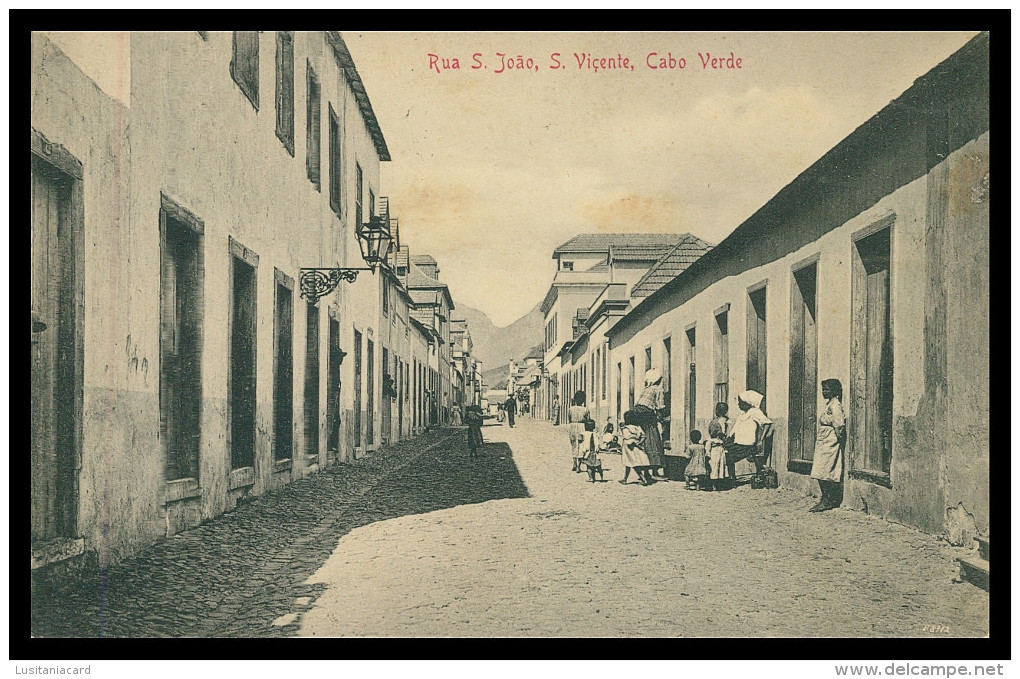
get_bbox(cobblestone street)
[32,420,988,638]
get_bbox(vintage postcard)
[27,27,992,662]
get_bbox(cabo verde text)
[427,52,743,74]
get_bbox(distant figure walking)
[464,404,485,459]
[810,379,846,512]
[552,395,560,426]
[427,390,439,431]
[504,393,517,428]
[451,404,462,426]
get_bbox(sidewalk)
[31,426,521,638]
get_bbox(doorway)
[789,263,818,470]
[229,245,257,472]
[327,312,341,462]
[32,153,82,543]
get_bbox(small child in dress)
[619,410,654,486]
[684,430,710,490]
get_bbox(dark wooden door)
[327,316,341,461]
[685,327,696,437]
[32,163,76,542]
[230,258,257,470]
[789,264,818,464]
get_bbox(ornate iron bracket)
[299,267,373,304]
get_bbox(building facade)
[30,31,473,573]
[537,233,702,425]
[606,34,989,543]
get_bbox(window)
[275,32,295,155]
[714,307,729,406]
[615,362,622,422]
[231,31,259,109]
[368,188,375,226]
[851,225,893,479]
[306,62,321,190]
[602,341,608,400]
[746,285,767,407]
[328,104,342,216]
[382,277,390,317]
[789,263,818,470]
[273,271,294,462]
[628,356,636,411]
[645,346,652,374]
[355,163,364,227]
[561,261,574,271]
[663,336,672,406]
[545,314,558,351]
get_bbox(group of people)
[563,368,848,512]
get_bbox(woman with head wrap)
[634,368,668,480]
[725,389,773,480]
[809,379,846,512]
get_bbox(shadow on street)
[31,429,530,638]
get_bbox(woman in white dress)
[809,379,846,512]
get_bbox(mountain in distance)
[455,301,544,371]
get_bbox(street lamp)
[299,213,394,304]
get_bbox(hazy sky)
[342,31,977,326]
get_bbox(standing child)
[707,402,731,491]
[684,430,710,490]
[619,410,654,486]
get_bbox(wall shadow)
[30,430,530,639]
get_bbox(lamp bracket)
[299,267,374,304]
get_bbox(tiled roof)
[612,244,682,261]
[552,233,683,257]
[409,288,438,305]
[405,264,446,290]
[410,254,437,265]
[629,234,714,299]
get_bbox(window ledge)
[166,477,201,502]
[276,129,295,157]
[228,466,255,490]
[32,537,85,570]
[849,468,892,488]
[273,458,293,473]
[787,459,813,475]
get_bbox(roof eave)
[328,32,391,162]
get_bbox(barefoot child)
[684,430,710,490]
